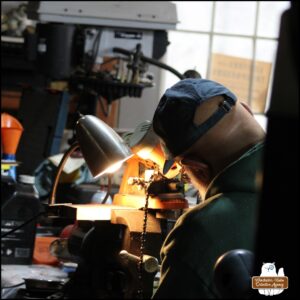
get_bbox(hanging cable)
[101,174,112,204]
[1,211,46,238]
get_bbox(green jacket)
[153,143,264,299]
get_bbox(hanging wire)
[101,174,112,204]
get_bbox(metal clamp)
[220,100,232,112]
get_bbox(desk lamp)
[47,115,158,299]
[50,115,132,206]
[46,117,181,298]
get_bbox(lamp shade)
[75,115,132,178]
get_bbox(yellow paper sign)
[210,53,272,113]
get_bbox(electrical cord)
[88,30,102,74]
[101,174,112,204]
[1,192,17,212]
[1,211,46,238]
[98,95,111,117]
[1,282,25,290]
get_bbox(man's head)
[153,79,238,158]
[153,78,265,198]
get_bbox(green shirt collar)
[205,142,265,199]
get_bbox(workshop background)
[1,1,296,300]
[2,1,290,133]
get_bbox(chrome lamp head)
[49,115,132,206]
[75,115,133,178]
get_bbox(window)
[160,1,290,130]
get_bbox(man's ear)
[240,101,254,116]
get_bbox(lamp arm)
[49,142,80,205]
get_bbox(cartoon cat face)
[261,262,277,275]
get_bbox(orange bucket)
[1,113,24,156]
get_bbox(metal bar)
[170,29,278,42]
[206,1,216,79]
[248,1,260,108]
